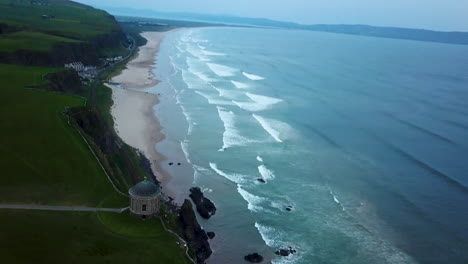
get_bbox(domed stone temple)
[128,179,161,219]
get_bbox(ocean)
[150,27,468,264]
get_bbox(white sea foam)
[202,50,226,56]
[243,72,265,80]
[193,71,215,83]
[180,140,191,163]
[180,105,194,135]
[270,201,290,212]
[209,162,246,184]
[255,223,302,264]
[237,185,265,212]
[202,187,213,193]
[192,38,209,43]
[186,57,217,83]
[231,80,249,89]
[329,190,345,211]
[324,207,418,264]
[195,91,234,106]
[207,63,239,77]
[254,222,284,248]
[214,88,242,99]
[246,92,283,105]
[186,45,210,61]
[232,101,263,112]
[217,106,254,149]
[233,92,283,112]
[193,165,210,184]
[269,194,296,212]
[258,164,275,181]
[252,114,283,142]
[257,156,264,162]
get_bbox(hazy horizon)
[75,0,468,32]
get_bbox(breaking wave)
[252,114,285,142]
[217,106,255,149]
[207,62,239,77]
[231,80,250,89]
[209,162,246,184]
[258,164,275,181]
[243,71,265,80]
[238,185,266,212]
[233,93,283,112]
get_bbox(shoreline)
[107,30,179,196]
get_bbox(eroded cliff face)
[179,199,212,264]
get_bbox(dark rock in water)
[177,162,181,166]
[169,162,173,166]
[257,178,266,183]
[207,232,215,239]
[189,187,217,219]
[179,199,212,263]
[244,253,263,263]
[285,207,291,211]
[275,247,296,257]
[275,249,290,256]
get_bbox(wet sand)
[107,30,177,187]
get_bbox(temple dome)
[128,180,160,198]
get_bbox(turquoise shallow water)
[153,27,468,264]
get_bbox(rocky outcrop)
[244,253,263,263]
[189,187,216,219]
[207,232,215,239]
[179,199,212,264]
[275,247,296,257]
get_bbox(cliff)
[179,199,212,263]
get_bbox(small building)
[128,179,161,219]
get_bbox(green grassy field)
[0,2,193,262]
[0,64,125,206]
[0,0,120,39]
[0,64,190,262]
[0,0,126,56]
[0,31,81,52]
[0,210,190,264]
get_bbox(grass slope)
[0,0,127,57]
[0,0,120,39]
[0,64,125,206]
[0,210,190,264]
[0,31,80,52]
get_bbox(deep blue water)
[153,27,468,264]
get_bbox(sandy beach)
[111,32,167,89]
[107,30,176,185]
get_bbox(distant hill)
[101,6,468,46]
[302,24,468,46]
[0,0,128,66]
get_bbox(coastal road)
[0,204,128,213]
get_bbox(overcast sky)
[75,0,468,31]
